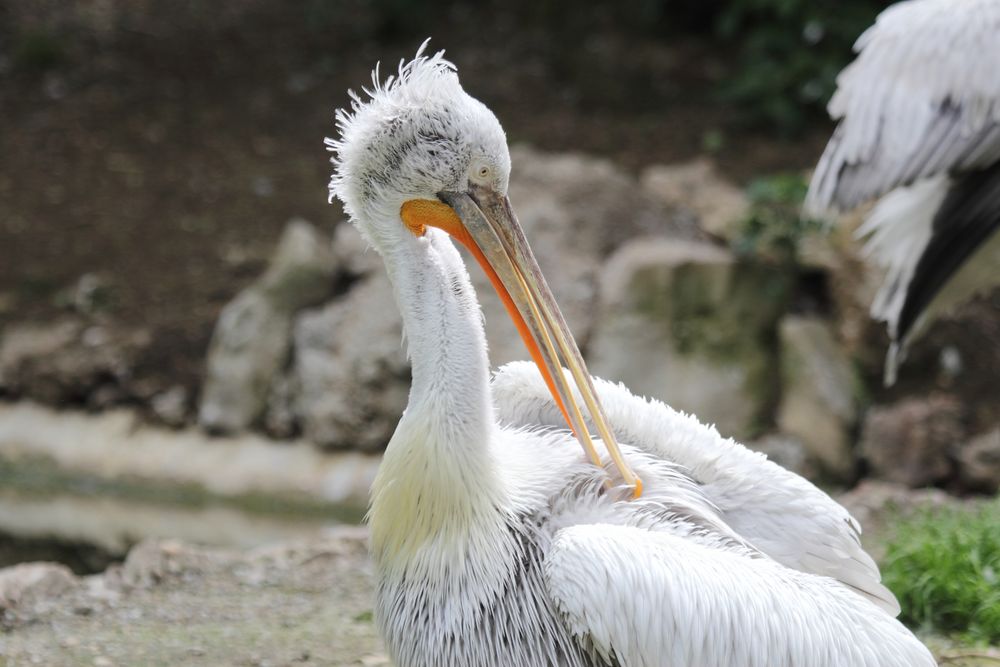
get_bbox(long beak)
[437,186,642,497]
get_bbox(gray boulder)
[956,427,1000,493]
[640,158,749,241]
[332,220,382,278]
[0,318,146,405]
[281,149,688,450]
[258,219,338,307]
[587,237,790,440]
[477,146,681,368]
[150,385,189,428]
[198,220,336,434]
[859,395,965,488]
[292,272,409,452]
[0,562,78,621]
[263,372,299,440]
[198,290,290,433]
[776,316,861,481]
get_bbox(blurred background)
[1,1,998,664]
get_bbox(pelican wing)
[544,524,935,667]
[892,165,1000,348]
[805,0,1000,214]
[493,361,899,614]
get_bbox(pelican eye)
[470,163,492,184]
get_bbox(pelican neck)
[381,228,494,444]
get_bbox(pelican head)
[326,43,641,495]
[328,48,509,248]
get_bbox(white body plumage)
[329,45,935,667]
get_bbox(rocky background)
[5,144,999,492]
[2,1,1000,664]
[3,1,998,490]
[191,148,1000,491]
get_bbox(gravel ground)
[2,484,999,666]
[0,529,385,667]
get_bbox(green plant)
[714,0,892,134]
[882,502,1000,644]
[732,172,822,262]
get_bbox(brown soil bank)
[0,1,829,403]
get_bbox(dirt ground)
[0,531,386,666]
[1,501,998,667]
[0,2,830,400]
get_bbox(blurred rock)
[198,290,292,433]
[0,318,146,405]
[588,237,790,439]
[292,273,409,452]
[956,427,1000,493]
[640,158,749,241]
[796,231,843,274]
[237,150,697,448]
[0,321,78,396]
[199,220,336,434]
[118,539,213,589]
[859,395,964,487]
[776,316,860,481]
[479,146,686,367]
[748,432,816,479]
[263,372,298,440]
[791,207,882,355]
[150,385,189,428]
[87,382,129,410]
[332,221,382,278]
[258,219,337,307]
[0,562,78,619]
[68,273,115,315]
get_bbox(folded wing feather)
[493,360,900,615]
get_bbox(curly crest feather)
[324,40,508,251]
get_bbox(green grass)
[882,502,1000,644]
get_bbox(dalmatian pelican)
[806,0,1000,384]
[326,43,935,667]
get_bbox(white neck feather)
[391,231,490,420]
[367,224,511,583]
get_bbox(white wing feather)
[856,176,947,342]
[492,361,900,614]
[805,0,1000,214]
[544,524,936,667]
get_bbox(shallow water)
[0,488,356,573]
[0,401,373,573]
